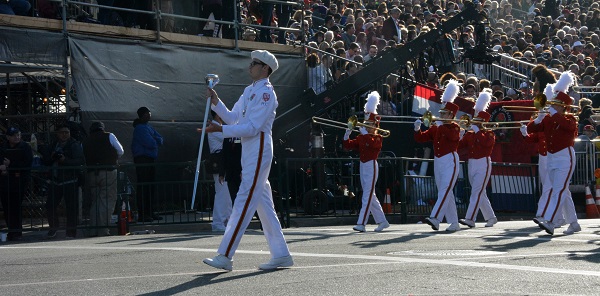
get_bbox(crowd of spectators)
[5,0,600,113]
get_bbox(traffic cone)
[585,186,600,219]
[382,188,392,214]
[118,200,130,235]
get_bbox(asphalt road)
[1,220,599,296]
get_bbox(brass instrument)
[503,95,579,113]
[379,111,468,127]
[312,116,391,137]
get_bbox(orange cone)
[382,188,392,214]
[585,186,600,219]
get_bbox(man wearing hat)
[527,71,580,235]
[0,127,33,241]
[414,80,461,231]
[202,50,292,271]
[82,121,124,237]
[457,90,498,228]
[343,91,390,233]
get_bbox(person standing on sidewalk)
[201,50,293,271]
[343,91,390,233]
[132,107,163,222]
[527,72,580,235]
[457,90,498,229]
[82,122,124,237]
[414,80,461,232]
[0,127,33,241]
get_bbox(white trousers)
[464,157,495,221]
[543,147,577,225]
[535,155,565,220]
[212,174,232,228]
[217,132,290,259]
[431,152,459,224]
[356,160,387,225]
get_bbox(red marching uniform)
[414,121,461,229]
[457,116,497,227]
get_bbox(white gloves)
[359,126,368,135]
[548,106,557,116]
[534,112,547,124]
[471,125,480,133]
[520,125,528,137]
[347,121,354,130]
[344,129,352,141]
[414,119,422,131]
[459,128,466,139]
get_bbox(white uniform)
[465,157,495,221]
[432,152,459,224]
[357,160,386,225]
[211,77,290,259]
[207,122,232,230]
[543,147,577,224]
[535,155,566,221]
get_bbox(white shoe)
[458,219,475,228]
[203,254,233,271]
[353,225,366,232]
[562,222,581,235]
[424,217,440,231]
[258,255,294,270]
[484,217,498,227]
[374,221,390,232]
[446,223,460,232]
[539,221,555,235]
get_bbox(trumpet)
[379,111,468,127]
[312,116,391,137]
[503,95,579,113]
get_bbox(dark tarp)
[68,34,307,163]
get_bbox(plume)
[364,91,380,114]
[553,71,574,93]
[544,84,554,99]
[441,79,460,103]
[474,88,492,113]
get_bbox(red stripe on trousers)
[360,160,377,225]
[434,153,458,219]
[550,149,573,222]
[469,158,490,221]
[225,132,264,257]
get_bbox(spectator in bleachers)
[363,44,378,63]
[0,0,30,16]
[381,7,402,44]
[341,23,357,49]
[307,53,328,95]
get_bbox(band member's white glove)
[435,121,443,126]
[520,125,528,137]
[347,121,354,130]
[471,125,480,133]
[343,129,352,141]
[534,112,547,124]
[459,128,466,139]
[548,106,557,116]
[359,127,368,135]
[414,119,422,131]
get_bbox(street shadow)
[138,270,276,296]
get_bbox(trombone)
[379,111,468,127]
[312,116,391,137]
[503,95,579,113]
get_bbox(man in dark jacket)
[0,127,33,241]
[44,124,85,239]
[83,122,124,236]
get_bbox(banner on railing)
[412,83,539,163]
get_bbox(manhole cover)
[389,250,506,256]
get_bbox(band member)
[527,71,580,235]
[520,84,565,227]
[202,50,292,271]
[343,91,390,232]
[458,90,498,228]
[414,80,461,232]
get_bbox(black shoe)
[47,230,57,238]
[152,215,163,221]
